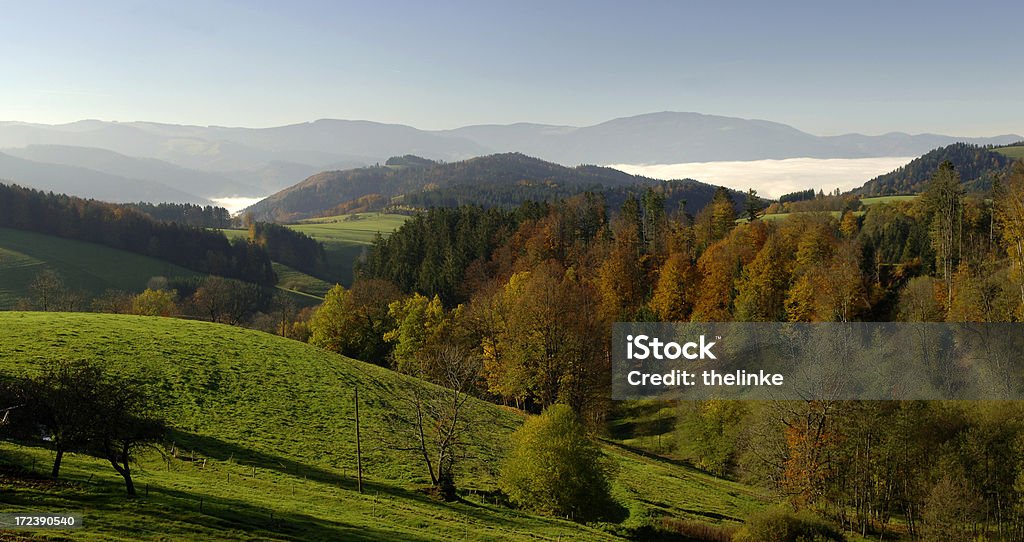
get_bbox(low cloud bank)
[210,196,265,215]
[608,157,914,199]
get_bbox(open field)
[860,195,917,205]
[292,213,411,243]
[994,145,1024,160]
[222,213,408,286]
[0,228,200,309]
[288,213,409,286]
[755,195,919,222]
[271,262,333,300]
[0,312,767,540]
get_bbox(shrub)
[131,288,177,317]
[732,508,844,542]
[500,404,614,521]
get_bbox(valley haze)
[0,112,1017,207]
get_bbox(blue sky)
[2,0,1021,135]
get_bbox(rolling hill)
[3,145,257,199]
[243,153,750,222]
[0,150,210,204]
[0,313,766,540]
[0,227,201,309]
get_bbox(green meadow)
[222,213,409,287]
[0,228,200,309]
[994,145,1024,160]
[0,312,766,541]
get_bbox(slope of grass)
[287,213,409,286]
[222,213,408,287]
[860,195,917,205]
[271,262,333,300]
[0,228,201,309]
[994,145,1024,160]
[0,312,766,540]
[292,213,410,243]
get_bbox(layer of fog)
[210,196,265,215]
[608,157,914,199]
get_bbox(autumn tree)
[384,293,452,377]
[710,187,737,241]
[131,288,177,317]
[500,404,614,521]
[690,240,737,321]
[649,251,696,321]
[480,265,607,419]
[921,161,964,306]
[190,276,262,324]
[308,279,402,363]
[734,235,791,321]
[996,161,1024,316]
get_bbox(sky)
[2,0,1022,136]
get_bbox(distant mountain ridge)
[0,113,1019,205]
[0,150,210,204]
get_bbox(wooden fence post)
[355,386,363,494]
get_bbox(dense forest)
[0,183,276,285]
[856,142,1014,195]
[124,202,233,228]
[244,219,330,278]
[307,160,1024,538]
[402,173,758,216]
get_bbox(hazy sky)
[2,1,1021,136]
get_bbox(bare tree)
[385,344,481,500]
[29,269,67,311]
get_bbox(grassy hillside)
[0,227,200,309]
[291,213,410,244]
[288,213,409,286]
[0,313,766,540]
[222,213,407,288]
[271,262,333,299]
[994,145,1024,160]
[860,195,917,205]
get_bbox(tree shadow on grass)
[138,485,431,542]
[165,429,492,513]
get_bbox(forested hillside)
[0,183,275,285]
[323,160,1024,538]
[244,153,752,222]
[854,142,1014,195]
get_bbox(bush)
[131,288,177,317]
[500,404,615,521]
[732,508,844,542]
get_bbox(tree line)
[123,202,232,228]
[243,219,330,279]
[0,184,276,285]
